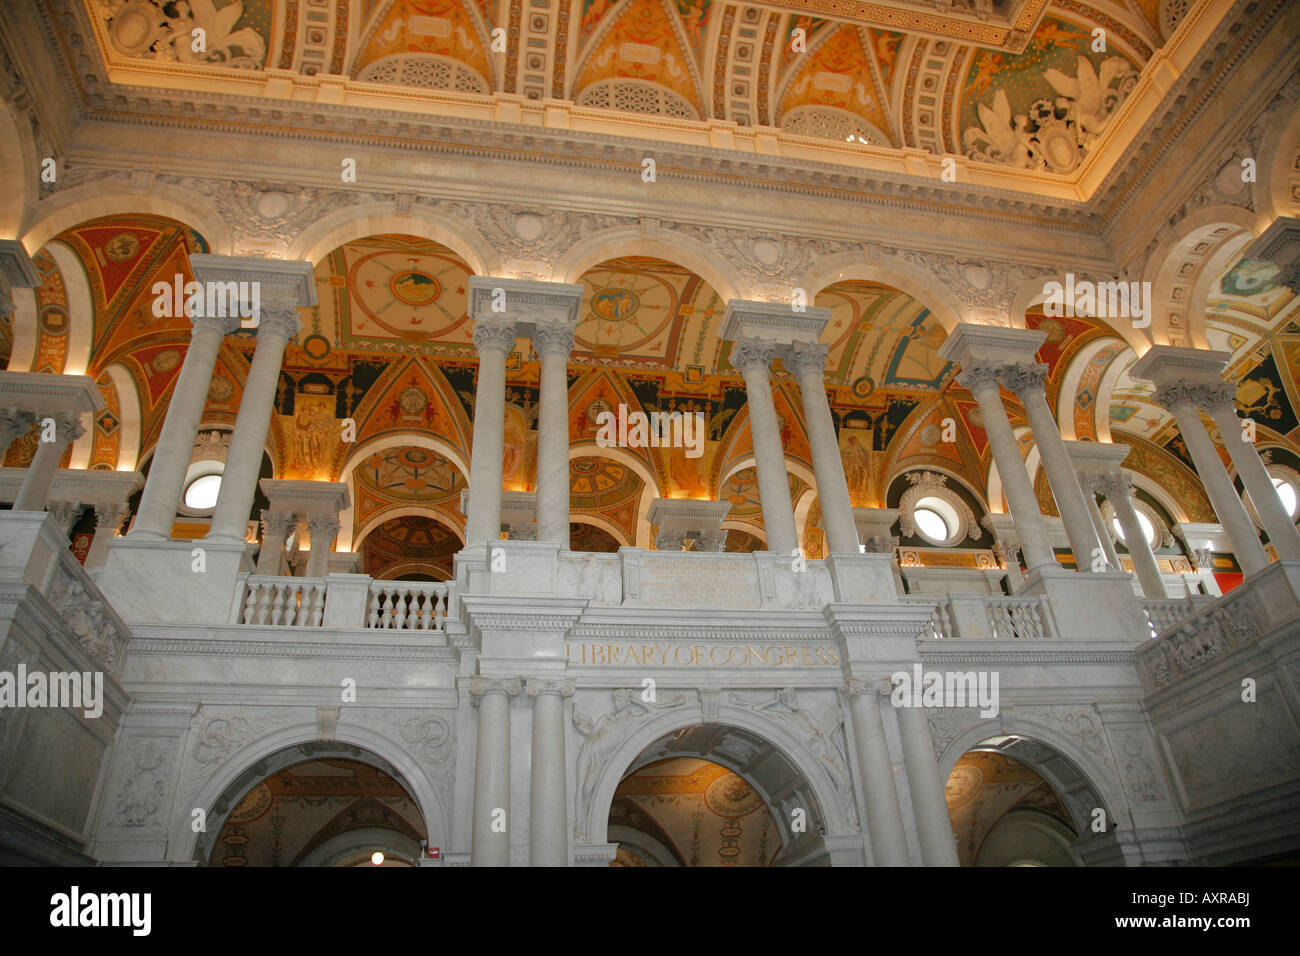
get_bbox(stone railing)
[1142,595,1216,639]
[238,576,327,626]
[909,593,1053,639]
[900,595,953,639]
[985,596,1054,639]
[366,581,450,631]
[1137,585,1261,691]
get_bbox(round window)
[1272,477,1297,518]
[912,495,961,546]
[1111,511,1157,550]
[184,474,223,511]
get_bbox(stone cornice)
[128,636,461,662]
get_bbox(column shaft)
[791,343,859,554]
[895,704,959,866]
[1105,478,1167,598]
[535,326,575,545]
[1084,489,1121,569]
[848,684,910,866]
[208,317,297,540]
[305,517,338,578]
[466,321,515,544]
[471,681,515,866]
[131,318,232,537]
[14,433,68,511]
[1169,401,1269,574]
[731,340,797,555]
[528,680,572,866]
[1208,403,1300,561]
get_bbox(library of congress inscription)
[566,642,840,667]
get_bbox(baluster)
[254,584,272,625]
[304,583,322,627]
[242,585,259,624]
[366,588,381,628]
[403,587,418,629]
[268,583,286,626]
[293,583,309,626]
[418,590,433,630]
[380,587,395,628]
[433,590,445,630]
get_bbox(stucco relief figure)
[161,1,267,67]
[841,433,871,501]
[293,403,333,476]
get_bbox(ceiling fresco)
[88,0,1175,174]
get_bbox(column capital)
[93,502,130,532]
[526,677,575,698]
[697,529,729,552]
[469,676,522,701]
[472,316,519,355]
[40,410,87,444]
[998,361,1049,396]
[0,407,36,440]
[728,337,777,374]
[955,359,1004,395]
[845,677,892,698]
[47,500,83,533]
[654,529,688,550]
[306,513,340,539]
[260,509,296,539]
[1092,470,1133,499]
[251,306,302,342]
[1151,379,1234,412]
[190,312,242,337]
[786,340,831,378]
[532,319,577,358]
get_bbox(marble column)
[1154,383,1269,574]
[465,318,517,544]
[729,338,797,555]
[533,321,576,546]
[0,408,35,459]
[1203,382,1300,561]
[46,500,83,538]
[789,341,860,554]
[1002,362,1103,570]
[895,703,959,866]
[1095,472,1167,598]
[132,314,238,537]
[86,503,130,568]
[1079,477,1122,570]
[305,515,339,578]
[255,510,295,575]
[470,677,519,867]
[207,309,300,541]
[846,679,910,866]
[527,677,574,867]
[14,412,84,511]
[958,362,1057,571]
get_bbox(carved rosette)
[532,320,577,358]
[472,317,518,355]
[526,677,576,698]
[786,340,831,379]
[728,337,776,375]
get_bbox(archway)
[597,721,834,867]
[197,742,428,867]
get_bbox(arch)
[1126,465,1192,526]
[1254,94,1300,223]
[570,512,633,549]
[102,363,143,471]
[288,201,498,275]
[569,440,662,550]
[715,453,817,502]
[883,460,990,515]
[336,432,471,551]
[580,703,854,857]
[175,720,450,863]
[0,100,36,239]
[1143,205,1258,349]
[1052,336,1127,440]
[296,827,422,867]
[43,240,93,376]
[1095,344,1135,443]
[802,252,966,333]
[22,184,230,257]
[352,505,467,553]
[6,286,38,371]
[553,226,743,303]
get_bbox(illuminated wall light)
[370,851,384,865]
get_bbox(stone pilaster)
[526,677,574,866]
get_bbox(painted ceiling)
[89,0,1172,172]
[15,216,1300,567]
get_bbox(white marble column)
[527,677,574,867]
[207,309,300,541]
[1079,477,1122,570]
[958,362,1057,571]
[86,503,129,568]
[1002,362,1103,570]
[14,412,84,511]
[789,341,860,554]
[1203,382,1300,561]
[1154,383,1269,575]
[132,314,238,537]
[465,318,517,544]
[533,321,576,546]
[46,500,83,538]
[470,677,519,867]
[1095,472,1167,598]
[305,514,338,578]
[846,679,910,866]
[729,337,798,555]
[0,408,35,459]
[895,703,959,866]
[255,510,295,575]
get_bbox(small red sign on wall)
[427,846,440,859]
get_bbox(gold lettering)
[802,646,813,665]
[642,644,655,666]
[785,645,798,666]
[748,645,767,665]
[624,644,640,665]
[608,644,622,664]
[673,644,694,665]
[591,644,605,664]
[711,645,729,665]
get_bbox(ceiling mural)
[945,750,1074,868]
[360,513,462,579]
[84,1,1174,169]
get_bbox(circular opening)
[913,495,960,545]
[184,474,223,511]
[1111,511,1156,549]
[1273,477,1297,518]
[370,851,385,866]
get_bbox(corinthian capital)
[955,360,1003,395]
[37,411,86,445]
[728,337,776,374]
[532,320,577,358]
[307,514,340,541]
[0,407,35,444]
[260,509,296,539]
[999,361,1049,397]
[191,312,242,338]
[786,340,831,379]
[1151,380,1234,412]
[1091,471,1133,500]
[472,317,518,355]
[253,303,303,342]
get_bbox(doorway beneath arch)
[605,724,830,867]
[199,742,427,867]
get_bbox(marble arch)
[42,241,93,377]
[1055,336,1126,439]
[553,228,743,304]
[0,100,35,239]
[803,252,965,334]
[175,721,450,863]
[580,705,851,857]
[352,505,466,554]
[22,184,230,257]
[101,363,143,471]
[1255,95,1300,223]
[885,461,990,516]
[717,454,817,504]
[337,432,471,552]
[569,512,632,549]
[288,203,499,275]
[568,440,661,550]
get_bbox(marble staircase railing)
[901,593,1053,639]
[365,580,450,631]
[1137,582,1262,691]
[1141,595,1218,639]
[230,573,453,631]
[237,576,327,627]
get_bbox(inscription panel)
[630,555,761,609]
